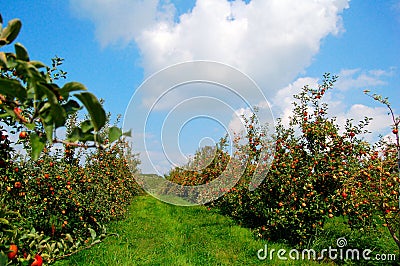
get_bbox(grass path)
[55,195,324,266]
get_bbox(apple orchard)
[1,14,399,265]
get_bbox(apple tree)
[0,14,127,264]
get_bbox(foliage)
[0,14,138,265]
[163,137,230,201]
[196,74,395,250]
[210,75,345,244]
[205,74,400,252]
[1,10,398,264]
[341,91,400,249]
[0,139,141,264]
[0,14,122,160]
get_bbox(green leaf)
[0,253,7,266]
[29,60,46,68]
[80,120,94,133]
[15,42,29,61]
[0,113,11,118]
[108,126,122,143]
[82,132,95,142]
[68,127,82,142]
[0,105,17,120]
[39,237,50,246]
[65,234,73,243]
[39,104,66,130]
[0,78,27,100]
[29,240,35,248]
[30,132,46,160]
[88,228,96,240]
[37,83,66,128]
[0,18,22,46]
[60,82,87,99]
[75,92,106,132]
[0,52,7,68]
[43,123,54,143]
[0,218,9,224]
[122,129,132,137]
[62,100,81,115]
[39,83,60,105]
[52,104,67,128]
[25,122,35,130]
[68,127,94,142]
[39,102,51,114]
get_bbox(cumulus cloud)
[228,107,254,135]
[69,0,176,47]
[71,0,349,95]
[74,0,400,173]
[335,68,393,91]
[272,77,319,124]
[138,0,349,93]
[270,71,394,142]
[336,104,390,132]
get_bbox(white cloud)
[327,68,395,141]
[345,104,389,132]
[272,77,318,125]
[137,0,349,93]
[71,0,369,173]
[335,104,391,141]
[71,0,349,94]
[335,68,393,91]
[228,107,253,135]
[69,0,175,47]
[271,73,393,142]
[70,0,398,174]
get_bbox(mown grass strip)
[55,195,325,265]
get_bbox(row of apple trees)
[166,74,400,255]
[0,15,141,265]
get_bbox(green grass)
[54,196,323,266]
[54,195,399,265]
[311,216,399,265]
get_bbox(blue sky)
[2,0,399,174]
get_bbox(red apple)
[13,107,22,114]
[7,244,18,260]
[31,254,43,266]
[19,131,28,139]
[14,182,22,188]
